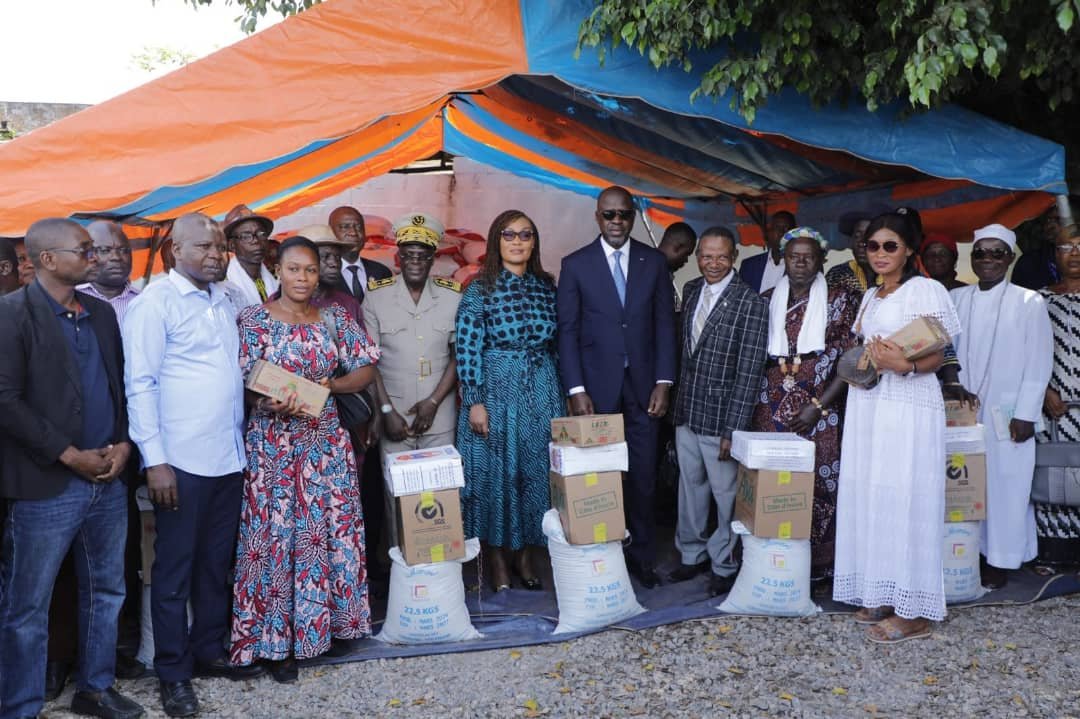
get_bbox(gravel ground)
[41,594,1080,718]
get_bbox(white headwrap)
[973,223,1017,251]
[767,273,828,357]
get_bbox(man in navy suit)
[557,186,677,588]
[738,210,796,294]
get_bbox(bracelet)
[942,382,963,387]
[810,397,830,417]
[426,396,439,406]
[903,361,917,376]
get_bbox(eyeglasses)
[862,240,902,254]
[500,229,536,242]
[600,209,635,221]
[1055,243,1080,255]
[93,246,132,258]
[971,247,1013,261]
[230,230,268,243]
[47,247,98,260]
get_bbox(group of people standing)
[0,184,1075,719]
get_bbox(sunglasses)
[500,229,536,242]
[600,209,635,221]
[971,247,1013,261]
[1055,243,1080,255]
[861,240,903,254]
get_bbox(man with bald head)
[557,186,677,588]
[124,213,261,718]
[78,221,140,326]
[329,205,392,302]
[0,218,143,719]
[0,238,20,295]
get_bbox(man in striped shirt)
[78,221,140,326]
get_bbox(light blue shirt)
[123,269,245,475]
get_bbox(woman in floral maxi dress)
[230,238,379,681]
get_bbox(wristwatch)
[380,403,393,415]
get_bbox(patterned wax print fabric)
[455,270,565,549]
[230,304,380,664]
[750,285,859,577]
[832,277,962,621]
[1037,288,1080,442]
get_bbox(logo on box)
[413,497,446,525]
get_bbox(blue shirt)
[41,282,115,450]
[122,270,245,476]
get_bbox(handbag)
[319,307,372,429]
[836,288,880,389]
[1032,400,1080,506]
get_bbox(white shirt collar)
[600,237,631,259]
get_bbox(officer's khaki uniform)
[363,275,461,454]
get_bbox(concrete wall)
[0,101,89,136]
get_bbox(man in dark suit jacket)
[738,210,796,294]
[330,205,393,302]
[557,186,677,588]
[670,227,768,596]
[0,218,143,719]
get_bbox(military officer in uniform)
[364,213,461,454]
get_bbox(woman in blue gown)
[455,210,565,592]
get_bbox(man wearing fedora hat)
[222,204,278,308]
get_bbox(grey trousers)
[674,426,740,577]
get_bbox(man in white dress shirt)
[123,213,263,718]
[329,205,393,302]
[950,223,1053,589]
[222,204,278,308]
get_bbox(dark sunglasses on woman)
[970,247,1013,261]
[860,239,902,254]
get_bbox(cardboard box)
[733,465,814,539]
[731,431,816,473]
[395,488,466,565]
[550,414,625,447]
[384,445,466,497]
[549,470,626,545]
[245,359,329,417]
[945,400,978,427]
[888,315,951,360]
[945,425,986,455]
[944,453,987,522]
[548,442,629,476]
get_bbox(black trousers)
[596,371,659,566]
[150,468,242,682]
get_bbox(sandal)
[865,616,931,645]
[854,606,894,625]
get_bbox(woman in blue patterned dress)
[456,210,565,592]
[230,238,379,682]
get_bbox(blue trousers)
[0,477,127,719]
[151,468,242,682]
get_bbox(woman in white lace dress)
[832,213,962,643]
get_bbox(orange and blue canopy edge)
[0,0,1066,244]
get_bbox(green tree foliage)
[577,0,1080,124]
[172,0,321,33]
[131,45,196,73]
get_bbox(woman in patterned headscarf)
[750,227,861,583]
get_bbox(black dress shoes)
[706,571,737,597]
[268,658,299,684]
[626,559,663,589]
[668,560,710,583]
[159,680,198,718]
[193,656,265,680]
[70,687,145,719]
[980,558,1009,590]
[44,660,70,701]
[114,653,147,680]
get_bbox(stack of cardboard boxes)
[383,446,467,565]
[943,401,987,523]
[731,431,817,540]
[548,414,628,544]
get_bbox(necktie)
[692,285,713,349]
[253,276,267,301]
[348,265,364,300]
[611,250,626,306]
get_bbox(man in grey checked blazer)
[669,227,769,596]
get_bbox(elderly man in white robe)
[949,223,1053,589]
